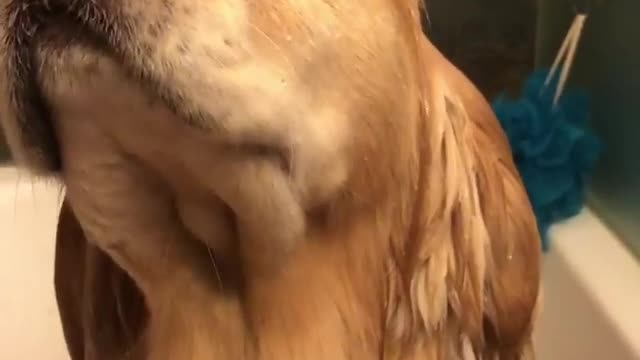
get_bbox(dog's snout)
[0,0,126,172]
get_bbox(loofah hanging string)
[545,13,588,106]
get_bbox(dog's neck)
[44,34,424,360]
[143,212,396,360]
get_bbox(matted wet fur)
[0,0,541,359]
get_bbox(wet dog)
[0,1,540,359]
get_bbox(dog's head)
[1,0,421,177]
[0,1,540,359]
[0,0,428,261]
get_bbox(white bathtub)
[536,209,640,359]
[1,166,639,360]
[0,167,67,360]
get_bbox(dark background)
[424,0,538,99]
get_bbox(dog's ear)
[404,41,541,358]
[55,199,148,360]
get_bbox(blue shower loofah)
[491,69,602,251]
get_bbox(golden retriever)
[0,0,541,359]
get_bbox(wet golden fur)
[0,0,540,359]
